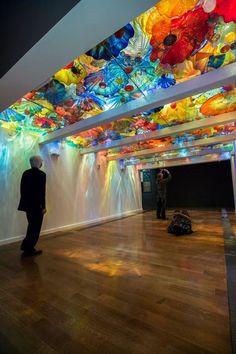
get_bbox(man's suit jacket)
[18,168,46,212]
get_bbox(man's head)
[29,155,43,169]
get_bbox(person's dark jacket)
[156,170,171,199]
[18,168,46,212]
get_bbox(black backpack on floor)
[167,210,193,236]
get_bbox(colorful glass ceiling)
[105,122,236,158]
[0,0,236,138]
[123,142,233,164]
[66,86,236,149]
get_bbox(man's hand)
[42,208,47,214]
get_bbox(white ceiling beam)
[0,0,157,112]
[40,62,236,145]
[136,153,231,170]
[107,132,236,161]
[80,111,236,155]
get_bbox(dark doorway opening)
[140,160,234,210]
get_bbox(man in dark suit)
[18,155,46,256]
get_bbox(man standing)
[18,156,46,256]
[156,168,171,220]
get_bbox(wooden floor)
[0,210,232,354]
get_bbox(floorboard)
[0,210,232,354]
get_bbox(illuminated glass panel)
[65,86,236,148]
[0,0,235,136]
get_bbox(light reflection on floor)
[58,249,143,277]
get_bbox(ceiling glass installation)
[122,142,234,164]
[105,122,236,158]
[0,0,236,139]
[128,149,233,168]
[65,86,236,149]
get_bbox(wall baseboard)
[0,209,143,247]
[0,235,25,247]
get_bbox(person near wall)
[156,168,171,220]
[18,155,46,256]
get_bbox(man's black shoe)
[21,249,43,257]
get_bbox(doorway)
[141,160,234,210]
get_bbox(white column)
[230,141,236,212]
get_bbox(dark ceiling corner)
[0,0,81,78]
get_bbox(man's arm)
[40,172,46,211]
[163,169,172,182]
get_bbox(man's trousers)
[21,210,44,252]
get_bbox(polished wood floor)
[0,210,232,354]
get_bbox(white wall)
[0,130,142,245]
